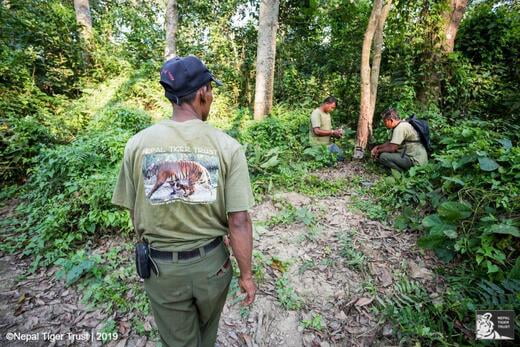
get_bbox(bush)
[2,105,151,267]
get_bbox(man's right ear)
[198,88,206,104]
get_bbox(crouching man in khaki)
[112,55,256,347]
[371,108,428,172]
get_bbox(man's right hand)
[332,129,343,138]
[239,276,256,305]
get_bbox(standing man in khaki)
[309,96,345,159]
[112,55,256,347]
[371,108,428,171]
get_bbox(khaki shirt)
[309,108,332,146]
[390,122,428,165]
[112,119,254,251]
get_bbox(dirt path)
[0,162,441,346]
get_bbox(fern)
[472,279,520,309]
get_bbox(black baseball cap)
[160,55,222,104]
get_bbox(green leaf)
[486,223,520,237]
[391,169,401,180]
[417,233,446,249]
[441,176,465,186]
[434,248,456,263]
[486,261,499,274]
[438,202,472,221]
[443,229,458,239]
[453,155,476,170]
[509,258,520,280]
[66,260,95,285]
[497,138,512,150]
[478,156,499,171]
[260,156,279,169]
[422,214,443,228]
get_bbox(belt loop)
[172,251,178,262]
[199,245,206,258]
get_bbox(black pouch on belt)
[135,241,151,279]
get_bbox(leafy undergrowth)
[357,115,520,343]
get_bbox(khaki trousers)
[378,152,413,172]
[144,242,232,347]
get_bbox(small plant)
[267,205,297,226]
[275,275,303,310]
[301,313,325,331]
[351,197,387,221]
[339,233,366,270]
[298,259,316,274]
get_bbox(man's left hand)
[371,146,379,158]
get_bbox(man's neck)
[172,104,203,122]
[391,120,401,129]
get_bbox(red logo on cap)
[161,70,175,81]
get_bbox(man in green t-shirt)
[112,55,256,347]
[371,108,428,172]
[309,96,345,159]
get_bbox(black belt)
[150,237,223,261]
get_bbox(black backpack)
[407,115,431,152]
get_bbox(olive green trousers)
[378,152,413,172]
[144,242,232,347]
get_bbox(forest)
[0,0,519,345]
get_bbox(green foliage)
[369,111,519,343]
[301,313,324,331]
[338,232,366,270]
[0,0,85,96]
[275,275,303,310]
[1,106,151,266]
[450,1,520,119]
[373,116,519,276]
[376,269,520,345]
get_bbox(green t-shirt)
[309,107,332,146]
[112,119,254,251]
[390,121,428,165]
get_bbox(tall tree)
[418,0,468,106]
[353,0,391,159]
[443,0,468,53]
[73,0,92,43]
[254,0,280,120]
[73,0,92,64]
[164,0,178,60]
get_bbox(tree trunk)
[353,0,382,159]
[164,0,178,60]
[369,0,392,122]
[74,0,93,65]
[73,0,92,42]
[443,0,468,53]
[254,0,280,120]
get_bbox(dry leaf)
[378,268,393,287]
[143,321,152,332]
[118,320,131,335]
[354,297,373,307]
[409,260,433,280]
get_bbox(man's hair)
[174,83,211,105]
[382,108,400,120]
[323,96,338,106]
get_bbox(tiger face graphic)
[476,313,503,339]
